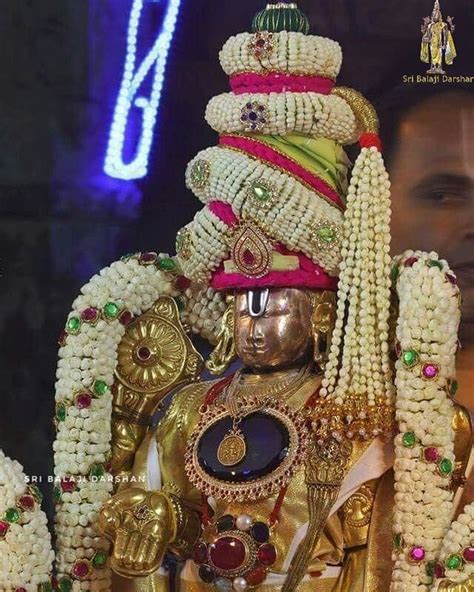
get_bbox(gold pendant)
[217,429,247,467]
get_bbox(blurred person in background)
[380,86,474,413]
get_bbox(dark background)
[0,0,472,515]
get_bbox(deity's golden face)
[234,288,313,370]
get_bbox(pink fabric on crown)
[208,200,238,226]
[210,244,338,291]
[230,72,335,95]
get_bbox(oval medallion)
[217,431,247,467]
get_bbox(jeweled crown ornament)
[252,2,310,34]
[420,0,456,74]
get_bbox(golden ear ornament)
[206,294,237,376]
[307,290,337,370]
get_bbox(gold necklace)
[216,365,311,467]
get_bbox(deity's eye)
[247,289,269,318]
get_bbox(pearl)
[236,514,253,531]
[233,577,248,592]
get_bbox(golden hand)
[98,487,176,577]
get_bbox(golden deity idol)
[44,4,473,592]
[421,0,457,74]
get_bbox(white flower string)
[0,450,54,591]
[390,251,461,592]
[433,502,474,588]
[318,145,394,409]
[53,253,222,590]
[205,92,359,143]
[219,31,342,79]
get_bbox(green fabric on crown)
[252,3,310,35]
[250,134,349,199]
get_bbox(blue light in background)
[104,0,181,180]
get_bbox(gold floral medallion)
[217,429,247,467]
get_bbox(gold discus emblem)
[217,430,247,467]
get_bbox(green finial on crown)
[252,3,310,35]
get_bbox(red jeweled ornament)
[209,536,247,571]
[175,275,191,291]
[118,310,133,326]
[446,273,457,285]
[409,546,426,562]
[72,559,92,580]
[404,257,419,267]
[58,330,67,347]
[0,520,10,538]
[423,447,441,463]
[140,251,158,264]
[242,249,256,266]
[463,547,474,563]
[75,392,92,409]
[18,494,36,511]
[60,476,77,493]
[15,588,27,592]
[422,363,439,379]
[434,562,445,578]
[193,542,208,564]
[246,565,267,586]
[81,307,100,323]
[257,543,276,566]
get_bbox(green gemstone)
[40,583,53,592]
[394,533,403,549]
[190,160,210,188]
[439,458,453,476]
[28,484,43,503]
[250,181,273,203]
[402,349,419,368]
[66,316,81,334]
[428,259,443,270]
[158,257,177,272]
[89,463,106,480]
[252,4,310,34]
[56,402,67,422]
[390,265,400,282]
[445,553,463,570]
[93,380,108,397]
[174,295,186,312]
[92,550,108,568]
[53,486,62,503]
[426,560,435,578]
[58,578,73,592]
[402,432,417,448]
[103,302,120,319]
[317,226,337,244]
[5,507,21,523]
[448,379,459,397]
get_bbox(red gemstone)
[137,346,152,361]
[256,38,266,47]
[446,273,457,286]
[424,447,440,463]
[81,307,99,322]
[58,330,67,347]
[18,495,35,511]
[119,310,133,326]
[242,249,256,266]
[176,275,191,291]
[404,257,419,267]
[60,477,76,493]
[434,562,445,578]
[463,546,474,562]
[246,566,267,586]
[15,588,27,592]
[257,543,276,566]
[75,392,92,409]
[0,520,10,538]
[193,542,208,564]
[209,536,247,571]
[140,252,157,263]
[72,560,91,579]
